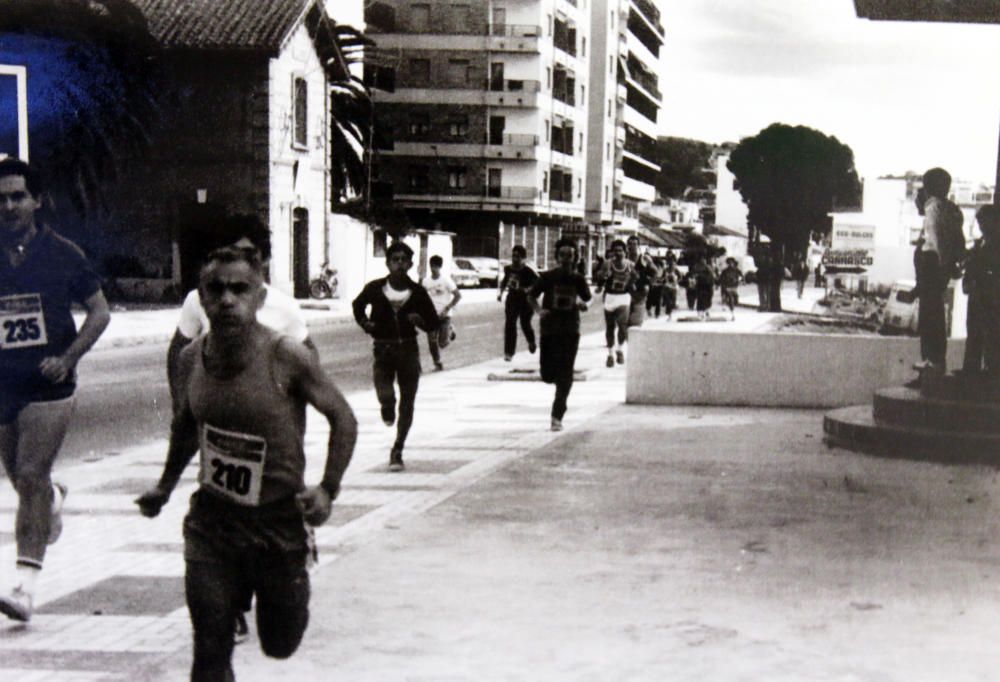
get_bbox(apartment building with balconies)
[585,0,662,238]
[365,0,592,262]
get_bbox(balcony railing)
[488,133,539,146]
[490,24,543,37]
[631,0,665,35]
[484,186,539,200]
[488,78,542,93]
[397,186,538,201]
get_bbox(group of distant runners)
[0,157,751,680]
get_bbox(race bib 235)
[0,294,48,350]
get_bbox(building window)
[410,58,430,86]
[547,14,553,35]
[408,112,430,136]
[581,37,586,57]
[606,142,610,160]
[408,164,430,190]
[610,9,615,28]
[543,171,548,193]
[448,58,470,85]
[608,99,612,118]
[449,117,469,137]
[448,167,467,189]
[604,185,609,202]
[580,84,585,102]
[411,3,431,31]
[292,76,308,149]
[545,120,550,142]
[610,55,614,75]
[450,3,471,30]
[546,67,551,90]
[578,132,583,153]
[578,178,582,198]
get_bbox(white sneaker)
[48,482,67,545]
[0,585,33,622]
[550,418,563,432]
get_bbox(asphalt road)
[49,302,607,466]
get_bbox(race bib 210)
[199,424,267,506]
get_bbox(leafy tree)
[727,123,861,310]
[0,0,163,248]
[654,136,713,199]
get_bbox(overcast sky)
[660,0,1000,185]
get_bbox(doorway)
[292,208,310,299]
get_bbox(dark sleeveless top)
[187,330,307,507]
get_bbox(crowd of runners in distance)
[0,155,756,681]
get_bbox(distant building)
[586,0,664,244]
[365,0,593,271]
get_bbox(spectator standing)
[911,168,966,383]
[961,205,1000,377]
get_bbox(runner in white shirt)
[167,216,313,407]
[420,255,461,371]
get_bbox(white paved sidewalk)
[0,328,625,682]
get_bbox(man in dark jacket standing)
[353,241,439,471]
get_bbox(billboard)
[825,222,876,270]
[0,65,28,160]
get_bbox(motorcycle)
[308,261,339,299]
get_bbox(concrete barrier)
[626,328,966,408]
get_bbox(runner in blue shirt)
[0,158,110,622]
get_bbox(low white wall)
[626,329,966,408]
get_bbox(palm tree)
[0,0,163,243]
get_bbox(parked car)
[455,256,500,287]
[879,279,918,335]
[450,259,481,288]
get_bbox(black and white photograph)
[2,0,1000,679]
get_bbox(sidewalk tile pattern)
[0,335,624,680]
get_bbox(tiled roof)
[129,0,312,50]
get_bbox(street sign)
[0,65,28,161]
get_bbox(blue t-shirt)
[0,226,102,392]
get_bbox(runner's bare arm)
[281,341,357,525]
[136,347,199,517]
[39,289,111,383]
[166,330,193,409]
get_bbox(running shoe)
[606,355,614,368]
[388,446,405,472]
[550,418,563,432]
[615,350,625,365]
[504,354,513,362]
[234,613,249,645]
[48,482,68,545]
[434,362,444,372]
[450,330,457,341]
[380,404,396,427]
[528,341,537,354]
[0,586,32,622]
